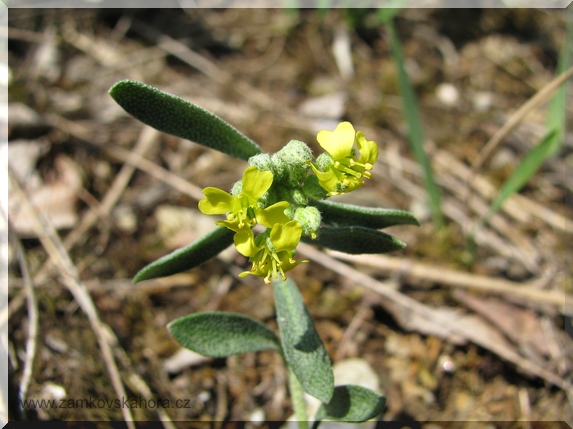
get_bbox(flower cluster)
[311,122,379,196]
[198,121,379,282]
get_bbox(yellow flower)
[310,122,379,196]
[199,166,290,229]
[235,221,307,284]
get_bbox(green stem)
[288,365,309,429]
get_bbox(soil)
[7,7,573,426]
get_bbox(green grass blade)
[483,129,557,224]
[480,10,571,226]
[385,20,444,228]
[546,6,572,155]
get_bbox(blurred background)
[6,7,573,424]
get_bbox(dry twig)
[328,251,571,315]
[8,168,136,428]
[470,65,573,175]
[7,218,39,412]
[298,242,571,392]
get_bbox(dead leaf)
[9,155,82,236]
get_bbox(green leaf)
[310,199,419,229]
[303,225,406,254]
[273,278,334,403]
[109,80,263,160]
[133,227,234,283]
[314,385,386,424]
[546,7,572,156]
[386,20,443,228]
[484,129,557,222]
[168,312,281,357]
[375,6,402,24]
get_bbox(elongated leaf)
[109,80,263,160]
[375,5,403,24]
[546,7,572,156]
[310,199,419,229]
[485,129,557,221]
[133,227,234,283]
[303,225,406,254]
[386,20,443,228]
[274,278,334,404]
[314,385,386,424]
[168,312,281,357]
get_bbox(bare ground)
[6,8,573,425]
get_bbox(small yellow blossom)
[235,221,307,284]
[198,166,290,229]
[310,122,379,196]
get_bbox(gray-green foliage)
[109,80,262,160]
[274,278,334,403]
[168,312,281,357]
[109,79,419,425]
[314,385,387,424]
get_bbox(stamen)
[342,166,362,178]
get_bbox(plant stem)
[288,365,309,429]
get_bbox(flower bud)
[231,180,243,196]
[248,153,273,172]
[273,140,313,188]
[277,140,313,166]
[303,175,328,200]
[270,153,288,181]
[294,206,321,239]
[315,152,334,172]
[292,188,308,206]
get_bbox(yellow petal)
[241,166,274,199]
[256,201,290,229]
[310,164,342,195]
[356,131,379,167]
[270,220,302,253]
[233,228,259,257]
[316,122,356,160]
[198,187,237,214]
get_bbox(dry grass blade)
[298,243,571,392]
[435,151,573,234]
[328,251,571,315]
[64,126,161,250]
[30,116,160,288]
[469,65,573,178]
[108,326,176,429]
[377,149,541,271]
[103,144,205,201]
[8,168,136,429]
[8,218,39,413]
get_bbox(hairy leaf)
[168,312,281,357]
[303,225,406,254]
[314,385,386,424]
[109,80,262,160]
[133,226,234,283]
[310,199,419,229]
[274,278,334,403]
